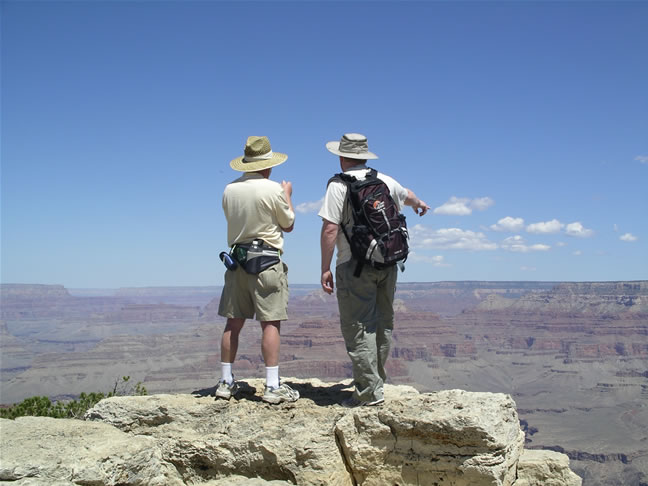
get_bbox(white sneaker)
[215,379,239,400]
[262,383,299,404]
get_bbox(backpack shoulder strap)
[325,172,365,276]
[349,168,384,192]
[326,174,341,187]
[327,172,357,187]
[327,172,361,214]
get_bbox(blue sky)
[1,1,646,288]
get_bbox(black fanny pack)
[230,239,281,274]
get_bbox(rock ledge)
[0,378,581,485]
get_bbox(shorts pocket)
[257,263,281,297]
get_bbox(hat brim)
[326,141,378,160]
[230,152,288,172]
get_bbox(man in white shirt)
[319,133,430,407]
[216,136,299,404]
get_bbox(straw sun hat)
[230,136,288,172]
[326,133,378,160]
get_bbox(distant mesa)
[1,283,71,299]
[113,286,220,298]
[471,281,648,317]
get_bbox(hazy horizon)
[3,279,646,293]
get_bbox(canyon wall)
[1,281,645,486]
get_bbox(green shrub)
[0,376,147,420]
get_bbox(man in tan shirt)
[216,136,299,404]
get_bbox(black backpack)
[329,168,409,277]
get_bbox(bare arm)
[320,219,338,294]
[281,180,295,232]
[404,189,430,216]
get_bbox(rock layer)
[335,389,525,486]
[516,450,583,486]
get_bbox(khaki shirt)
[223,173,294,252]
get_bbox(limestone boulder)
[516,449,582,486]
[335,389,525,486]
[0,416,184,485]
[84,379,355,485]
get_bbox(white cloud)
[528,244,551,251]
[520,266,537,272]
[500,235,551,253]
[295,198,324,214]
[620,233,638,242]
[614,224,619,232]
[572,250,582,256]
[409,253,452,267]
[410,225,498,251]
[433,197,472,216]
[526,219,564,234]
[635,155,648,165]
[565,222,594,238]
[433,196,494,216]
[556,241,567,247]
[490,216,525,232]
[470,197,495,211]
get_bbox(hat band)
[243,150,274,162]
[339,139,369,155]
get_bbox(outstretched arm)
[404,189,430,216]
[320,219,338,294]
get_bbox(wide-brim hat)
[326,133,378,160]
[230,136,288,172]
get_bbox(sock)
[265,366,279,389]
[221,362,233,384]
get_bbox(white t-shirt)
[318,165,408,266]
[223,173,294,252]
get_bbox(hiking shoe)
[215,379,239,400]
[341,396,384,408]
[262,383,299,404]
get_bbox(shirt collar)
[344,163,368,173]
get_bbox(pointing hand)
[281,180,293,197]
[415,200,430,216]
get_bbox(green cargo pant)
[335,259,398,403]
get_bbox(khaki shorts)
[218,262,289,321]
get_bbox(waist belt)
[232,239,281,274]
